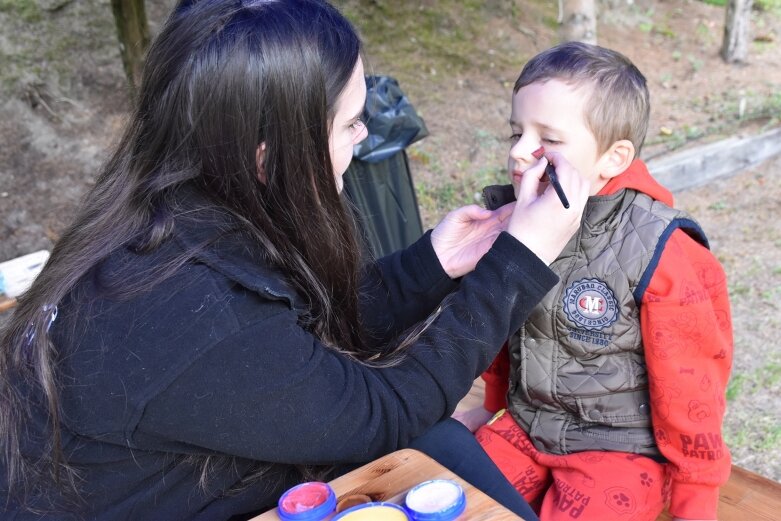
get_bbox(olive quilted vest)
[507,188,707,457]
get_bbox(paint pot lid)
[336,494,373,513]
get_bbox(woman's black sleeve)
[357,231,458,346]
[135,233,557,465]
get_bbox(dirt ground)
[0,0,780,481]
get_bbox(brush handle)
[545,163,570,209]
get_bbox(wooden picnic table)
[252,448,522,520]
[0,295,16,313]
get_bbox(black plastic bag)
[353,76,429,163]
[344,76,427,258]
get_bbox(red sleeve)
[642,229,733,520]
[482,342,510,412]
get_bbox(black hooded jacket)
[3,208,556,520]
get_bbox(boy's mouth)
[512,168,552,197]
[512,169,551,184]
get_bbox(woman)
[0,0,588,519]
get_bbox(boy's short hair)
[515,41,650,156]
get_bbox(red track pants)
[475,410,671,520]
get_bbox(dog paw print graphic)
[604,486,637,515]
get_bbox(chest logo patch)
[563,278,619,331]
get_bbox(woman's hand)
[431,204,513,278]
[506,151,590,265]
[452,406,494,433]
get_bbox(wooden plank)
[646,126,781,192]
[0,296,17,314]
[252,448,521,520]
[455,377,485,413]
[657,465,781,520]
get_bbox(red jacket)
[482,160,733,519]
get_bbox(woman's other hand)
[431,204,513,278]
[452,406,495,433]
[507,151,589,265]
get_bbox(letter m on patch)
[583,296,602,315]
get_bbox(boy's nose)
[510,137,541,166]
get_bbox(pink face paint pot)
[277,481,337,521]
[332,501,410,520]
[403,479,466,521]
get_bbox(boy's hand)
[431,204,513,278]
[506,151,589,265]
[452,406,494,433]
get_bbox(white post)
[559,0,598,44]
[721,0,754,63]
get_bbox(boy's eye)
[542,138,562,145]
[508,133,522,143]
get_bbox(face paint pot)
[277,482,337,521]
[403,479,466,521]
[332,502,410,520]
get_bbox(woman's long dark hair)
[1,0,368,503]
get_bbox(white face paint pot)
[277,481,337,521]
[403,479,466,521]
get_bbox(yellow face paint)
[333,503,409,520]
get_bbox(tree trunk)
[559,0,598,44]
[721,0,753,63]
[111,0,150,94]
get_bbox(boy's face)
[508,79,609,197]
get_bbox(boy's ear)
[598,139,635,180]
[256,142,267,184]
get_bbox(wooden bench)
[457,379,781,521]
[0,295,16,313]
[657,465,781,520]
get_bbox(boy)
[457,42,733,521]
